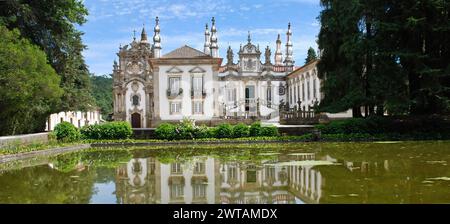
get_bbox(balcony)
[166,88,183,99]
[191,89,207,98]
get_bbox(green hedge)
[53,122,80,142]
[233,123,250,138]
[155,121,279,140]
[81,121,132,140]
[316,116,450,135]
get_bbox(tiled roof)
[287,59,319,77]
[162,45,210,58]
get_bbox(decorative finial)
[212,17,215,25]
[133,29,136,41]
[141,23,148,42]
[248,31,251,43]
[156,16,159,24]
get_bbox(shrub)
[193,125,214,139]
[214,123,234,138]
[176,118,196,140]
[108,121,133,139]
[155,123,177,140]
[81,121,132,140]
[80,124,102,139]
[233,123,249,138]
[54,122,80,142]
[249,122,262,136]
[260,125,279,137]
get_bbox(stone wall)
[0,132,49,149]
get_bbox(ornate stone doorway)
[131,113,141,128]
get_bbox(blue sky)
[80,0,321,75]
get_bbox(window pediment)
[167,66,183,74]
[189,66,206,73]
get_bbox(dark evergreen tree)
[317,0,449,116]
[305,47,318,64]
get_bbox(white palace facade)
[112,17,349,128]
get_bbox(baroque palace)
[112,17,345,128]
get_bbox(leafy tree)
[0,0,94,112]
[0,26,63,135]
[305,47,318,64]
[90,74,113,120]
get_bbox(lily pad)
[425,161,447,165]
[258,153,281,156]
[268,160,338,166]
[426,177,450,181]
[287,153,315,156]
[374,141,402,144]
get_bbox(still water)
[0,141,449,204]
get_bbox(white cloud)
[87,0,231,21]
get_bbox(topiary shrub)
[155,123,177,140]
[260,125,279,137]
[193,125,214,139]
[233,123,249,138]
[214,123,233,139]
[81,122,132,140]
[249,121,262,136]
[176,118,196,140]
[54,121,80,142]
[81,124,101,139]
[107,121,133,139]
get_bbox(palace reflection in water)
[1,142,449,204]
[114,153,380,204]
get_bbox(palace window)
[192,76,203,97]
[228,166,237,182]
[192,101,203,114]
[194,162,205,174]
[227,88,236,102]
[313,79,317,99]
[171,163,183,174]
[289,88,293,105]
[132,95,139,106]
[170,184,184,200]
[302,82,305,101]
[266,87,272,108]
[307,80,310,100]
[169,77,181,96]
[170,102,181,114]
[193,184,206,199]
[294,85,297,103]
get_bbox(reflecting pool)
[0,141,449,204]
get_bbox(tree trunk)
[376,105,384,116]
[353,106,362,118]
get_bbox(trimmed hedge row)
[155,121,279,140]
[80,121,132,140]
[316,116,450,135]
[53,121,133,142]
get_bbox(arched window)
[132,95,139,106]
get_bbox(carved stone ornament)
[127,61,143,75]
[131,81,139,92]
[244,59,256,70]
[278,85,286,96]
